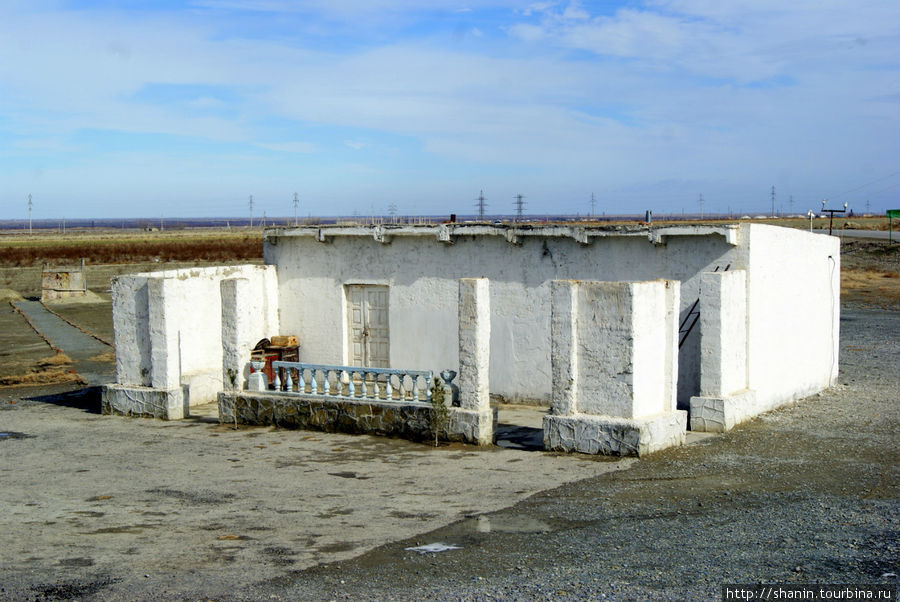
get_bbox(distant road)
[813,229,893,240]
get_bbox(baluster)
[412,373,420,401]
[386,374,393,400]
[361,373,367,398]
[298,368,306,393]
[373,373,380,399]
[324,369,331,395]
[272,366,280,391]
[348,371,355,397]
[310,370,318,394]
[286,368,293,392]
[425,374,432,401]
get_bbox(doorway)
[345,285,390,368]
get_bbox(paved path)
[13,300,114,385]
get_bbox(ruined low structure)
[41,260,88,301]
[102,222,840,455]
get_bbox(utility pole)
[771,185,776,217]
[249,194,254,228]
[513,193,526,222]
[293,192,299,226]
[698,194,704,220]
[866,199,871,215]
[388,203,397,223]
[475,190,487,220]
[27,194,32,235]
[590,192,596,218]
[789,195,794,216]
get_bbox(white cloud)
[0,0,897,216]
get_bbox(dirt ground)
[0,229,897,600]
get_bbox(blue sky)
[1,0,898,219]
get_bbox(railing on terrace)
[267,361,433,403]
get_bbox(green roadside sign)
[887,209,900,218]
[888,209,899,243]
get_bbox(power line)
[829,170,900,199]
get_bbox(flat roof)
[264,223,741,246]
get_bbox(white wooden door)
[346,285,390,368]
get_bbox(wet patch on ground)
[145,487,236,505]
[30,576,120,601]
[0,430,34,440]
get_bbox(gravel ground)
[256,307,898,601]
[0,308,896,600]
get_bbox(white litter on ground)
[405,543,462,554]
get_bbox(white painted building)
[103,222,840,452]
[267,223,839,417]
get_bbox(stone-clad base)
[101,384,188,420]
[449,407,497,446]
[218,392,496,446]
[542,411,686,456]
[689,390,766,432]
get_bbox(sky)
[1,0,899,220]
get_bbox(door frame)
[343,281,391,367]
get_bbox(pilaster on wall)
[222,278,252,391]
[550,280,578,416]
[690,269,757,432]
[699,270,748,398]
[455,278,494,445]
[458,278,490,411]
[148,277,180,390]
[544,279,686,456]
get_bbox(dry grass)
[841,268,900,309]
[0,369,81,387]
[37,352,73,367]
[0,352,79,387]
[0,231,261,267]
[88,351,116,363]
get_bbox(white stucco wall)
[744,224,840,408]
[111,264,278,405]
[267,225,743,406]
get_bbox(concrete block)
[543,411,687,456]
[448,407,498,446]
[689,389,759,432]
[550,279,680,420]
[102,384,188,420]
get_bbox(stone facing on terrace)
[217,392,496,445]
